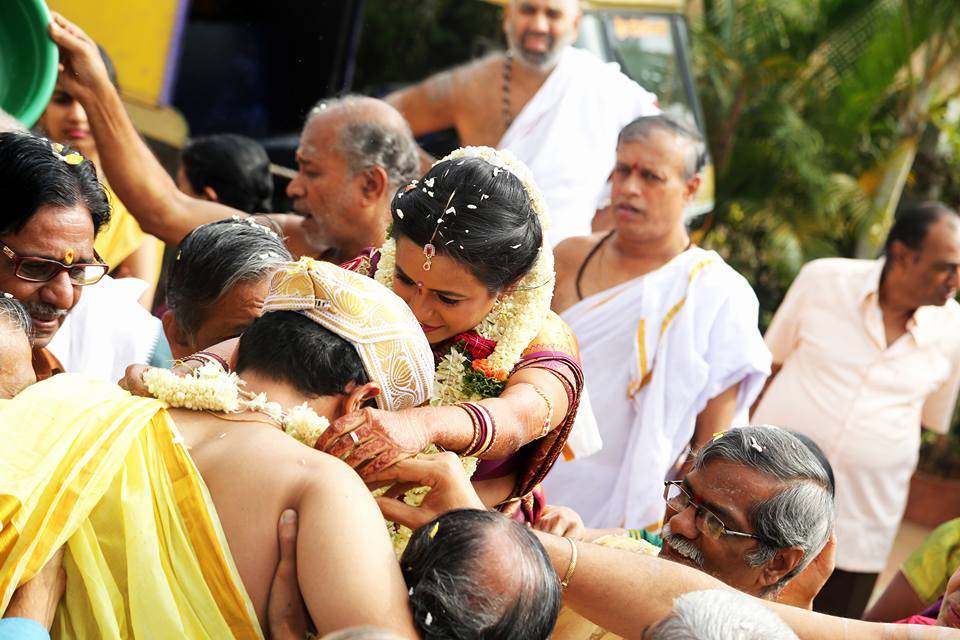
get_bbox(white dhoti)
[542,247,771,528]
[499,47,659,246]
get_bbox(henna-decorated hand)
[366,453,486,531]
[315,407,431,478]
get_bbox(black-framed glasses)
[2,244,108,286]
[663,480,765,542]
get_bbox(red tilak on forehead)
[609,162,643,182]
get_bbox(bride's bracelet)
[457,401,496,457]
[529,384,554,439]
[181,350,230,372]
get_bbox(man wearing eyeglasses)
[0,132,111,380]
[655,426,835,605]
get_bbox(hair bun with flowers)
[441,146,550,232]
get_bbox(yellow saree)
[0,374,261,638]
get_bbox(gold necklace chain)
[203,409,284,430]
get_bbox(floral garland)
[142,363,330,447]
[376,146,555,407]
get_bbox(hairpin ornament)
[423,188,457,271]
[50,141,84,166]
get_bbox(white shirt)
[753,258,960,572]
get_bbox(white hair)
[652,590,799,640]
[693,425,834,596]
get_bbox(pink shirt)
[752,258,960,572]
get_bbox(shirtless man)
[386,0,658,244]
[542,115,771,530]
[1,261,433,637]
[388,0,582,150]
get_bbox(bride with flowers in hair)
[325,146,585,523]
[123,146,582,532]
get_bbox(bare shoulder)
[452,53,504,97]
[429,53,499,94]
[554,233,607,275]
[460,52,503,79]
[178,412,362,494]
[551,233,608,313]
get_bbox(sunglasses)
[2,244,108,286]
[663,480,766,542]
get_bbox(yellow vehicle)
[487,0,714,215]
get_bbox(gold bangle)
[560,536,578,590]
[530,384,554,438]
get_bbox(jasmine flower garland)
[142,363,330,447]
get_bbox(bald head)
[308,95,412,133]
[401,509,560,639]
[305,95,419,192]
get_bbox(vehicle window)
[576,12,695,123]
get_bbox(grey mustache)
[662,523,705,567]
[23,302,68,319]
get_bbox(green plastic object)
[0,0,59,127]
